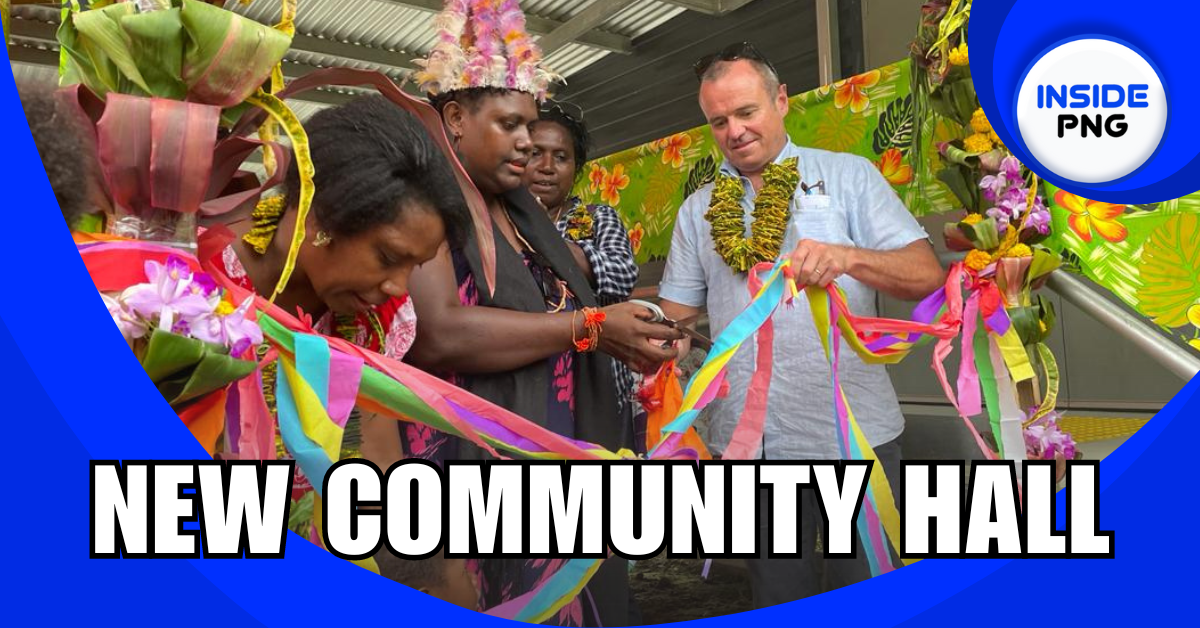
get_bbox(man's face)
[698,60,790,176]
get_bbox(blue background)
[6,6,1200,622]
[973,0,1200,202]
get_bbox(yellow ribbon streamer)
[244,89,314,302]
[808,286,918,567]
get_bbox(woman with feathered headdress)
[403,1,680,624]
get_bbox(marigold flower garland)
[704,157,800,273]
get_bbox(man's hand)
[787,239,853,288]
[787,239,944,301]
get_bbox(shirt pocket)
[793,194,853,246]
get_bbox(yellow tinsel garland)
[705,157,800,273]
[243,195,287,255]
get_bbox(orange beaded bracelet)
[572,307,605,353]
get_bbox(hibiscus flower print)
[875,147,913,185]
[600,164,630,206]
[588,163,607,193]
[832,69,881,113]
[1054,190,1128,243]
[405,425,434,456]
[628,222,645,255]
[660,132,693,169]
[554,353,575,412]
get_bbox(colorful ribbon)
[82,235,1053,619]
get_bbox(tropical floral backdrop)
[574,59,964,264]
[575,58,1200,354]
[1044,186,1200,351]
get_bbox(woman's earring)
[313,231,332,247]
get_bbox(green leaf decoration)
[179,0,293,108]
[1136,213,1200,327]
[813,106,868,153]
[120,7,188,100]
[935,164,976,211]
[683,155,717,200]
[137,329,256,407]
[960,217,1000,251]
[65,2,150,97]
[58,0,291,108]
[872,94,914,155]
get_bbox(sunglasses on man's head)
[692,42,779,81]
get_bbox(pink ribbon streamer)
[723,264,789,460]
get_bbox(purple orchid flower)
[121,256,214,332]
[997,185,1028,222]
[102,293,145,340]
[986,206,1012,234]
[1024,412,1077,460]
[999,156,1023,181]
[191,296,263,357]
[1003,184,1027,204]
[978,172,1008,200]
[190,272,219,298]
[1026,200,1051,235]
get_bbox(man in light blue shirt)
[659,43,945,605]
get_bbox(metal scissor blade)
[627,299,713,350]
[678,326,713,350]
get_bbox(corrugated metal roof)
[10,1,691,94]
[228,0,686,77]
[522,0,684,37]
[605,1,684,36]
[10,1,693,130]
[234,0,438,55]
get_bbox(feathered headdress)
[414,0,560,101]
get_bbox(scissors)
[628,299,713,350]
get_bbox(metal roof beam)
[537,0,639,56]
[385,0,634,54]
[658,0,758,15]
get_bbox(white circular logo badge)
[1015,38,1167,184]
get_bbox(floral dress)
[401,248,585,625]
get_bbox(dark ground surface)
[630,556,753,624]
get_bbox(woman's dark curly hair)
[427,86,513,116]
[531,102,591,180]
[284,95,471,247]
[20,84,89,228]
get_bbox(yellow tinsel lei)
[705,157,800,273]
